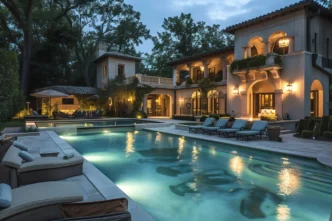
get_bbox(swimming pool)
[61,129,332,221]
[36,119,158,128]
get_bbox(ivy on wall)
[230,54,282,72]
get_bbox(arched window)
[272,38,289,55]
[251,46,259,57]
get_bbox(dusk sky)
[125,0,301,53]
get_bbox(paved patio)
[145,125,332,167]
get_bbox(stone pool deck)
[16,131,154,221]
[146,125,332,167]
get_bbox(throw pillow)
[13,141,28,151]
[19,151,34,162]
[63,152,75,160]
[0,183,12,209]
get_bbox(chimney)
[97,41,107,57]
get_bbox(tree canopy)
[146,13,233,77]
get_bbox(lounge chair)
[188,117,215,133]
[0,181,131,221]
[217,119,248,137]
[236,120,268,141]
[1,146,84,188]
[202,118,229,135]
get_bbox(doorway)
[147,94,170,117]
[254,93,275,117]
[310,91,318,117]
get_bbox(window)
[327,38,330,58]
[103,65,107,76]
[208,67,215,75]
[196,70,203,82]
[62,98,74,105]
[251,46,258,57]
[118,64,124,78]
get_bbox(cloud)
[169,0,252,20]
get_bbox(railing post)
[158,77,161,85]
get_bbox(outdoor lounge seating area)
[296,116,332,140]
[0,136,132,221]
[188,117,269,141]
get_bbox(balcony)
[136,74,174,87]
[231,54,282,83]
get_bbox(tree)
[146,13,233,77]
[0,50,24,123]
[61,0,150,86]
[318,0,332,9]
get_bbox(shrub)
[260,114,277,121]
[230,55,266,72]
[328,119,332,132]
[219,114,231,118]
[133,110,147,119]
[323,131,332,139]
[229,116,235,122]
[0,50,24,122]
[209,114,219,120]
[200,115,207,122]
[319,116,330,136]
[185,78,193,86]
[296,119,306,134]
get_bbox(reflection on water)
[230,156,244,177]
[276,204,291,221]
[278,168,300,196]
[177,137,184,159]
[125,132,135,158]
[209,147,216,156]
[192,146,199,163]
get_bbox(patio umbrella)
[31,89,70,114]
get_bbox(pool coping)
[46,131,155,221]
[144,127,332,168]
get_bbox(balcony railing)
[136,74,173,86]
[231,54,282,72]
[322,57,332,69]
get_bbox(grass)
[0,119,25,132]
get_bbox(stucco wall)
[107,57,136,79]
[234,10,306,60]
[310,16,332,57]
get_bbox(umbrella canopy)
[31,89,70,98]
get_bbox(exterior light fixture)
[232,87,239,95]
[179,98,184,103]
[200,66,204,72]
[127,97,132,102]
[286,83,293,92]
[279,38,290,48]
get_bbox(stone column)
[246,47,251,58]
[219,56,227,82]
[143,94,148,113]
[288,37,294,54]
[264,41,271,55]
[243,47,248,59]
[172,67,177,86]
[187,64,193,80]
[274,89,283,120]
[203,61,209,78]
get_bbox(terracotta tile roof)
[94,51,142,63]
[36,85,98,95]
[224,0,331,34]
[167,46,234,66]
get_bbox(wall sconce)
[127,97,132,102]
[155,99,159,103]
[232,87,239,95]
[200,66,204,72]
[179,98,184,104]
[286,83,293,92]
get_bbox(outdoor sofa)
[188,117,215,133]
[202,118,229,135]
[0,181,131,221]
[1,145,84,188]
[218,119,248,137]
[236,120,268,141]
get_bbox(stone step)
[280,129,293,134]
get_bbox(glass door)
[254,93,275,117]
[310,91,318,117]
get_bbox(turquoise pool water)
[61,129,332,221]
[36,119,157,128]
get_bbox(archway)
[207,90,219,114]
[310,80,323,117]
[268,31,289,55]
[191,61,204,83]
[248,78,276,117]
[146,94,171,117]
[248,36,264,57]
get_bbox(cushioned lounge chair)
[1,146,84,188]
[188,117,215,133]
[0,181,131,221]
[217,119,248,137]
[202,118,229,135]
[236,120,268,141]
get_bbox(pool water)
[36,119,157,128]
[61,129,332,221]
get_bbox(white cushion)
[0,181,83,220]
[0,184,12,209]
[1,146,23,168]
[18,156,84,173]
